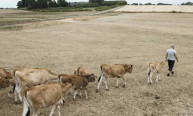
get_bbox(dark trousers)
[168,60,175,72]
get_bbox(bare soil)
[0,12,193,116]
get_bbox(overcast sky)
[0,0,192,8]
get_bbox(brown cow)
[0,67,13,88]
[96,64,133,92]
[59,74,96,100]
[147,61,165,84]
[74,66,87,75]
[22,83,73,116]
[14,68,59,103]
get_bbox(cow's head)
[85,74,97,82]
[0,77,10,88]
[124,64,133,73]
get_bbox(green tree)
[57,0,68,7]
[17,1,23,8]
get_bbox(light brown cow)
[74,66,87,75]
[22,83,73,116]
[96,64,133,92]
[147,61,165,84]
[0,67,13,88]
[14,68,59,103]
[59,74,96,100]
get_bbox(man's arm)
[174,54,178,62]
[165,53,168,62]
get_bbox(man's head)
[171,44,175,49]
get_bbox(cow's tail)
[23,90,30,116]
[98,65,104,82]
[147,63,151,76]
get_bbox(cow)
[96,64,133,92]
[74,66,87,75]
[147,61,165,84]
[0,67,13,88]
[59,74,96,100]
[22,83,73,116]
[14,68,59,103]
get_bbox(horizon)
[0,0,192,8]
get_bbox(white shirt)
[166,48,176,60]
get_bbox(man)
[165,44,178,76]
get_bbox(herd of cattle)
[0,61,165,116]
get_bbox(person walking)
[165,44,178,76]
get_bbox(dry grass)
[0,11,193,116]
[0,9,95,27]
[115,5,193,13]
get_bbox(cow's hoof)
[116,86,119,88]
[9,91,13,94]
[148,83,152,85]
[96,89,99,93]
[123,84,126,88]
[106,89,109,91]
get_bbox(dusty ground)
[115,5,193,13]
[0,12,193,116]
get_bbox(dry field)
[115,5,193,13]
[0,10,193,116]
[0,9,95,27]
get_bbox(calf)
[59,74,96,100]
[14,68,59,103]
[22,83,73,116]
[96,64,133,92]
[147,61,165,84]
[74,66,87,75]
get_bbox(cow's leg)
[116,77,119,88]
[122,76,126,88]
[78,90,82,98]
[49,105,56,116]
[14,89,19,103]
[14,85,22,103]
[84,90,88,100]
[156,73,160,83]
[149,73,153,84]
[73,90,78,100]
[104,76,109,91]
[33,106,40,116]
[22,99,29,116]
[147,75,150,84]
[96,75,103,92]
[158,74,161,80]
[57,105,61,116]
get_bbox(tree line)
[17,0,127,9]
[17,0,68,9]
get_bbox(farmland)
[0,7,193,116]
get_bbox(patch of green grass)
[33,7,92,12]
[0,25,23,31]
[95,5,119,11]
[0,18,38,26]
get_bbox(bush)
[101,1,127,6]
[33,7,92,12]
[181,2,193,5]
[157,3,172,5]
[75,3,100,8]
